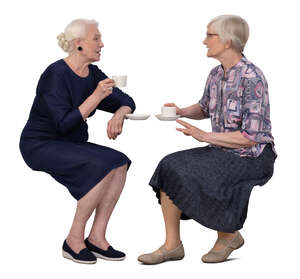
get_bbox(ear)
[73,38,81,48]
[224,39,232,49]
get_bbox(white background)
[1,0,299,278]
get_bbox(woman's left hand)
[107,114,124,140]
[176,119,208,142]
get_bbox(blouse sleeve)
[198,74,211,118]
[92,66,136,113]
[240,78,273,143]
[39,71,85,135]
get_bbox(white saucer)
[155,114,181,121]
[125,114,150,120]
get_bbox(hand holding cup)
[96,78,115,98]
[163,103,183,116]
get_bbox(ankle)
[67,234,83,243]
[88,234,105,243]
[87,236,109,250]
[164,240,181,250]
[217,231,237,240]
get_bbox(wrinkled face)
[79,24,104,62]
[203,24,227,58]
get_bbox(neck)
[217,50,242,73]
[64,53,91,76]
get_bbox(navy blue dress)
[20,59,136,200]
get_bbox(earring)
[77,46,83,51]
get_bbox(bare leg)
[66,169,116,253]
[152,190,182,255]
[87,164,128,250]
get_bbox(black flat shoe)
[85,238,126,261]
[62,240,97,264]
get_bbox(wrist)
[203,132,213,143]
[115,106,131,118]
[180,107,187,117]
[93,89,104,100]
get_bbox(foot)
[201,231,244,263]
[62,240,97,264]
[148,242,182,256]
[86,236,110,251]
[138,242,185,265]
[85,238,126,261]
[66,235,86,254]
[212,232,237,252]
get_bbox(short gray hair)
[208,15,249,53]
[57,19,99,53]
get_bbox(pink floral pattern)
[199,56,276,157]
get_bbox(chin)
[92,56,100,62]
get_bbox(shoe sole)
[202,239,245,264]
[62,251,97,264]
[138,255,185,265]
[92,251,126,261]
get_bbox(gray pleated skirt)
[149,143,276,232]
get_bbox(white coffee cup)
[112,75,127,87]
[161,106,176,116]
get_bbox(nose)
[99,39,104,48]
[203,37,207,45]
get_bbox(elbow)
[131,101,136,113]
[124,98,136,113]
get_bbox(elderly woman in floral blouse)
[138,15,276,264]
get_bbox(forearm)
[204,131,257,149]
[114,106,132,118]
[79,90,105,120]
[181,103,207,120]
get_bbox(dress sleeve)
[198,74,211,118]
[240,78,273,143]
[39,71,85,135]
[92,66,136,113]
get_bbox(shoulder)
[37,60,70,90]
[90,64,108,80]
[241,57,267,85]
[89,63,104,74]
[209,64,222,76]
[42,59,70,80]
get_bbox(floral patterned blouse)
[199,56,276,157]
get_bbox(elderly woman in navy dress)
[20,19,135,264]
[138,15,277,264]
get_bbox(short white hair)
[208,15,249,53]
[57,19,99,53]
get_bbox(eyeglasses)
[206,33,219,39]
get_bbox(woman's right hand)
[95,78,116,98]
[164,103,184,116]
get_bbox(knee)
[161,153,175,167]
[114,163,128,174]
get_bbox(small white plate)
[125,114,150,120]
[155,114,181,121]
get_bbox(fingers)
[102,78,116,85]
[176,119,193,128]
[99,79,116,93]
[164,103,177,107]
[176,127,191,136]
[107,119,123,140]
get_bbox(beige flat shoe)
[138,242,185,265]
[202,231,244,263]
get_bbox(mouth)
[96,50,101,55]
